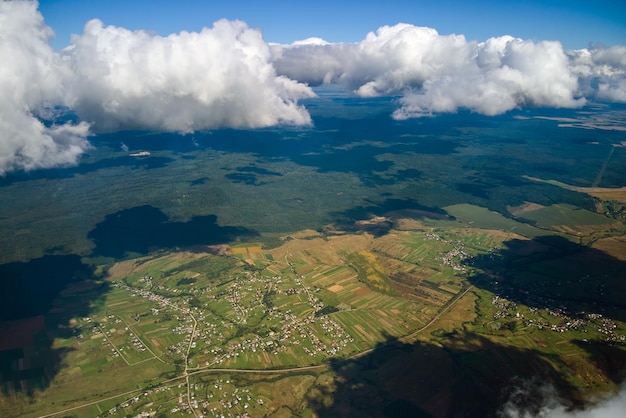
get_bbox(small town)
[70,257,362,417]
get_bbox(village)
[425,232,479,272]
[104,266,355,369]
[71,257,361,417]
[489,294,625,343]
[98,378,263,418]
[81,348,265,418]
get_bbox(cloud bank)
[0,1,90,175]
[273,23,626,117]
[0,2,313,174]
[65,19,314,132]
[2,4,626,174]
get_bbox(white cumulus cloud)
[273,23,626,117]
[64,18,314,132]
[569,45,626,103]
[394,36,585,118]
[0,1,90,175]
[0,3,315,174]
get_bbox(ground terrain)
[2,101,626,417]
[1,201,625,418]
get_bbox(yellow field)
[591,236,626,260]
[524,175,626,202]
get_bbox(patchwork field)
[3,203,626,418]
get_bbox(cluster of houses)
[266,309,353,358]
[98,380,262,417]
[99,385,174,417]
[489,295,625,342]
[111,263,356,369]
[425,233,473,272]
[77,313,152,364]
[88,259,364,416]
[177,380,257,417]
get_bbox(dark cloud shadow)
[190,176,209,186]
[190,116,460,188]
[224,172,264,185]
[0,155,174,187]
[222,164,283,186]
[289,139,456,187]
[0,255,106,398]
[465,235,626,322]
[222,165,282,186]
[0,255,96,321]
[95,131,203,154]
[309,333,584,418]
[572,340,626,385]
[463,234,626,405]
[0,205,258,401]
[327,198,452,237]
[455,182,490,200]
[87,205,258,259]
[310,233,626,417]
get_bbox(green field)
[2,206,626,418]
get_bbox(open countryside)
[3,198,626,417]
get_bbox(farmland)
[3,199,625,418]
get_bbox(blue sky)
[39,0,626,50]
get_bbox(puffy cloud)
[569,45,626,102]
[273,24,587,117]
[271,41,347,86]
[0,1,90,175]
[591,45,626,69]
[1,3,315,174]
[64,19,314,132]
[352,24,472,98]
[273,24,460,93]
[394,37,585,118]
[500,384,626,418]
[546,388,626,418]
